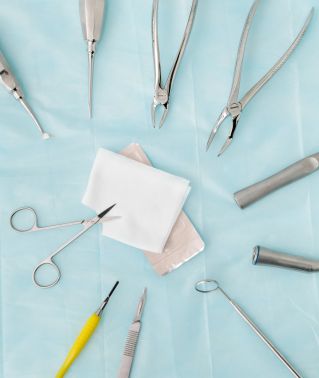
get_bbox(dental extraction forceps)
[151,0,198,128]
[195,279,303,378]
[0,52,50,139]
[80,0,105,117]
[10,204,116,288]
[206,1,314,156]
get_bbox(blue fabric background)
[0,0,318,377]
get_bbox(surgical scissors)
[206,1,314,156]
[195,279,302,378]
[151,0,198,128]
[10,204,116,288]
[0,52,50,139]
[79,0,105,118]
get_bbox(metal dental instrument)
[118,288,147,378]
[151,0,198,128]
[79,0,105,118]
[56,281,119,378]
[10,203,116,288]
[206,1,314,156]
[10,206,119,233]
[234,152,319,208]
[195,279,303,378]
[0,52,50,139]
[253,245,319,272]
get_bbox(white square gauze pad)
[82,148,191,253]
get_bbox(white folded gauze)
[82,148,191,253]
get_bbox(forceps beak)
[206,107,229,151]
[217,114,240,157]
[19,98,50,139]
[151,101,168,129]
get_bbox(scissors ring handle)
[10,207,38,232]
[33,258,61,288]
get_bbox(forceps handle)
[253,246,319,272]
[221,289,303,378]
[152,0,161,89]
[234,154,319,208]
[164,0,198,93]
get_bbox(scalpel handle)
[234,154,319,209]
[117,322,141,378]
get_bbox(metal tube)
[253,246,319,272]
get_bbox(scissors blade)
[98,203,116,219]
[98,215,121,223]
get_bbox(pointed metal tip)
[96,281,119,316]
[217,138,232,157]
[206,132,215,151]
[98,203,116,219]
[151,102,157,128]
[88,51,94,119]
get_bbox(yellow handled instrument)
[56,281,119,378]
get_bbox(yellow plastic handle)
[55,314,100,378]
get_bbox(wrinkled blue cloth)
[0,0,319,377]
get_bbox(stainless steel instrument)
[117,288,147,378]
[10,204,117,288]
[151,0,198,128]
[79,0,105,117]
[234,152,319,208]
[206,1,314,156]
[253,245,319,272]
[195,279,303,378]
[0,52,50,139]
